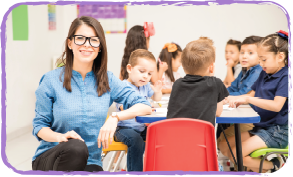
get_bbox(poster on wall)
[12,5,28,40]
[48,4,56,30]
[77,5,127,33]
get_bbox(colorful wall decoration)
[12,5,29,40]
[48,4,56,30]
[77,5,127,33]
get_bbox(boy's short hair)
[129,49,156,66]
[181,40,215,75]
[227,39,241,51]
[242,36,263,46]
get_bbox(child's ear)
[209,63,215,75]
[278,52,286,63]
[126,64,132,74]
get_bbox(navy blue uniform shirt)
[251,66,288,127]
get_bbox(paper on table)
[156,101,168,104]
[161,97,169,101]
[156,113,167,116]
[223,105,235,111]
[155,108,168,113]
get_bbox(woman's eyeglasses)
[72,35,100,48]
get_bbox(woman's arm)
[98,72,153,149]
[38,128,84,142]
[33,75,83,143]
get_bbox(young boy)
[167,40,229,127]
[217,36,263,147]
[114,49,163,172]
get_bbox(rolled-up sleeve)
[227,74,241,95]
[108,72,151,109]
[229,69,261,96]
[32,74,55,141]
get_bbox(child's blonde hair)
[181,40,215,75]
[198,36,214,46]
[128,49,156,67]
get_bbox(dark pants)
[32,139,103,172]
[114,126,147,171]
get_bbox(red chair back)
[143,118,218,171]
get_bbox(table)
[136,95,260,171]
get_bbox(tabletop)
[136,94,260,124]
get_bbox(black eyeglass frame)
[72,35,101,48]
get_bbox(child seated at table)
[167,39,229,126]
[223,31,288,173]
[166,39,229,171]
[114,49,163,171]
[217,36,263,149]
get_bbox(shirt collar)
[240,64,261,80]
[72,70,94,77]
[264,66,288,79]
[124,79,139,90]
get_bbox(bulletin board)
[77,5,127,33]
[48,5,56,30]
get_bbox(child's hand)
[228,97,247,108]
[226,59,235,67]
[159,61,168,72]
[150,80,163,93]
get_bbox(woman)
[32,16,152,172]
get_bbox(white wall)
[6,4,288,136]
[6,5,77,136]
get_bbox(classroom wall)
[5,4,287,137]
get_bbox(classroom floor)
[5,130,230,172]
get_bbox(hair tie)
[277,30,288,40]
[144,22,155,37]
[163,43,178,52]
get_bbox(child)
[167,39,229,171]
[217,36,263,146]
[152,43,182,94]
[223,39,242,87]
[120,23,155,80]
[114,49,163,171]
[223,31,288,173]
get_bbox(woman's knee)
[64,139,89,158]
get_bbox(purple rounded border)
[0,0,290,175]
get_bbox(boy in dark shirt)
[167,39,229,126]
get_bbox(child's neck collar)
[127,78,140,88]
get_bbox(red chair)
[143,118,219,171]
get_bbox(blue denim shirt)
[32,67,151,166]
[227,64,262,96]
[116,80,154,132]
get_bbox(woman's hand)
[97,116,118,149]
[56,130,84,143]
[159,61,168,72]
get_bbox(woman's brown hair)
[58,16,109,96]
